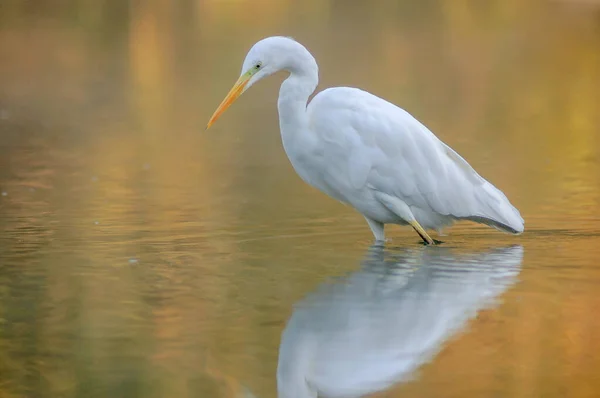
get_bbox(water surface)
[1,1,599,397]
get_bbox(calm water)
[1,1,599,397]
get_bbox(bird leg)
[409,220,437,245]
[364,216,385,242]
[371,192,442,245]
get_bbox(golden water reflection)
[0,1,599,397]
[278,245,524,397]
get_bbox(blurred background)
[0,0,599,397]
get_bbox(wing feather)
[307,87,523,233]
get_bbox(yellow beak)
[206,73,251,130]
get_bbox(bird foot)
[420,239,444,246]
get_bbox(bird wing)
[307,87,523,232]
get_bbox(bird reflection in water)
[277,245,523,398]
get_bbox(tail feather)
[464,181,524,234]
[440,142,524,234]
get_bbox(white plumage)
[207,36,524,244]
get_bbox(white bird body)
[207,37,524,243]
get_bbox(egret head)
[206,36,317,129]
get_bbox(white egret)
[206,36,524,244]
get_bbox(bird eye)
[255,64,261,69]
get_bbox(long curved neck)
[277,63,318,152]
